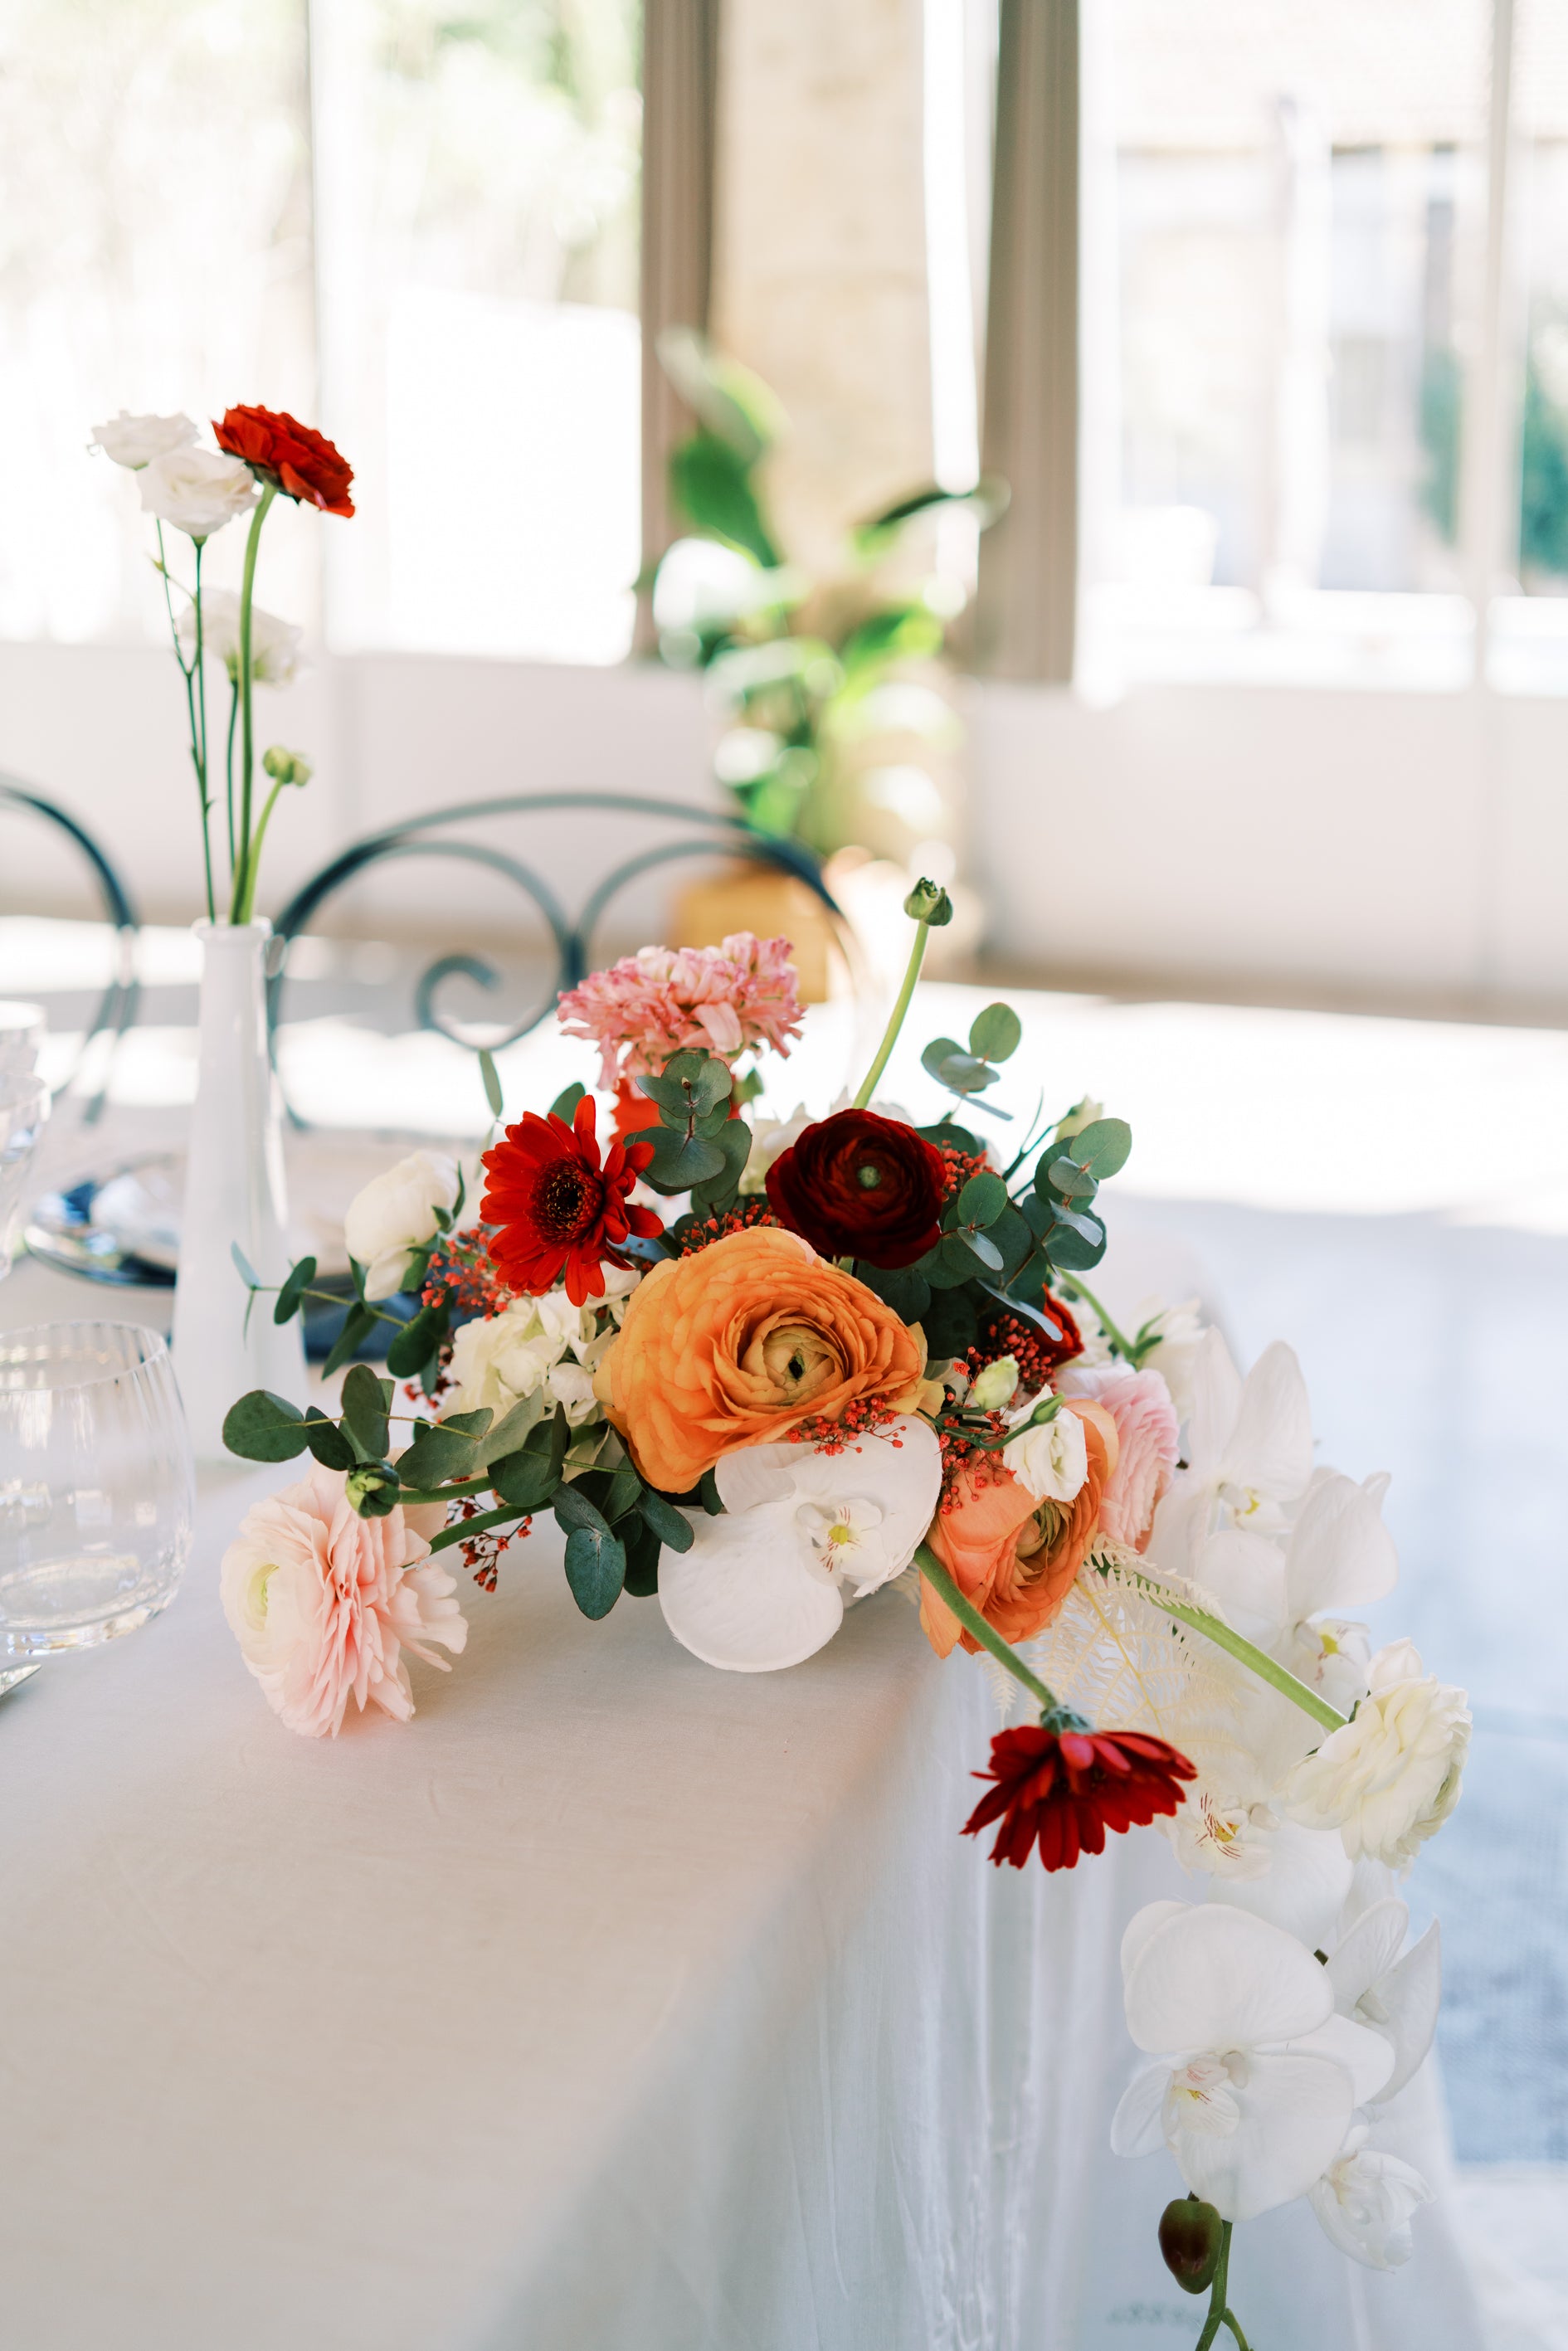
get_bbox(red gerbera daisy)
[962,1718,1195,1872]
[480,1095,662,1307]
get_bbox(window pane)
[1088,0,1491,682]
[312,0,642,663]
[0,0,316,642]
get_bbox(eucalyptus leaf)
[636,1488,695,1552]
[273,1255,316,1326]
[553,1482,611,1541]
[1044,1210,1108,1272]
[621,1516,662,1597]
[385,1301,449,1379]
[923,1233,985,1289]
[476,1393,542,1466]
[698,1468,725,1516]
[340,1362,390,1462]
[489,1447,560,1512]
[302,1409,354,1472]
[443,1408,494,1440]
[1064,1116,1132,1180]
[548,1081,586,1123]
[920,1036,966,1080]
[562,1523,626,1620]
[643,1127,727,1193]
[397,1423,479,1489]
[988,1203,1035,1282]
[229,1240,260,1290]
[960,1229,1004,1274]
[689,1117,752,1211]
[923,1285,979,1357]
[854,1260,932,1320]
[479,1048,504,1119]
[222,1390,309,1463]
[917,1119,981,1156]
[967,1003,1022,1064]
[320,1302,377,1379]
[1045,1155,1099,1204]
[956,1171,1008,1227]
[933,1053,1000,1094]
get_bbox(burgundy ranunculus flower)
[481,1095,661,1307]
[214,405,355,517]
[764,1107,946,1268]
[962,1721,1195,1871]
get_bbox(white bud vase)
[171,918,305,1461]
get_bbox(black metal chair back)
[0,775,141,1122]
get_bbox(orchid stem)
[853,917,932,1110]
[1192,2223,1250,2351]
[914,1544,1059,1713]
[1126,1571,1347,1734]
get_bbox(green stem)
[224,674,240,880]
[231,479,277,923]
[158,521,216,922]
[1126,1570,1347,1733]
[1220,2312,1250,2351]
[1057,1273,1138,1363]
[853,916,932,1109]
[914,1543,1059,1712]
[244,778,286,893]
[392,1477,495,1506]
[1193,2224,1231,2351]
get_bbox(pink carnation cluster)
[557,933,805,1087]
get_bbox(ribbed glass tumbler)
[0,1322,194,1663]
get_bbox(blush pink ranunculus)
[221,1464,467,1739]
[1059,1365,1180,1550]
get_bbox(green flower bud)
[1055,1095,1104,1140]
[1157,2196,1225,2294]
[903,876,954,927]
[262,745,314,787]
[345,1462,399,1518]
[967,1354,1019,1411]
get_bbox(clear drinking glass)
[0,1322,195,1659]
[0,1000,44,1077]
[0,1071,48,1281]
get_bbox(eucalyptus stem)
[231,479,277,923]
[914,1543,1059,1711]
[1127,1570,1347,1733]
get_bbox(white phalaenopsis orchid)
[1150,1332,1314,1592]
[660,1418,942,1672]
[1112,1901,1394,2222]
[1325,1895,1441,2103]
[1308,2123,1434,2269]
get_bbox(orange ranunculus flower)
[918,1399,1119,1659]
[592,1224,932,1492]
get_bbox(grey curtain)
[974,0,1079,683]
[635,0,721,650]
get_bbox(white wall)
[3,640,1567,1011]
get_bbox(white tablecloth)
[0,1234,1487,2351]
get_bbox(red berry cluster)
[961,1312,1061,1405]
[673,1197,781,1256]
[450,1495,530,1592]
[933,1406,1013,1506]
[423,1229,514,1319]
[936,1143,991,1202]
[786,1394,903,1454]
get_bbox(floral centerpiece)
[221,886,1469,2335]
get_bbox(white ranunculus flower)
[660,1417,942,1672]
[1308,2125,1434,2268]
[1002,1407,1088,1504]
[1282,1641,1470,1870]
[90,410,197,469]
[343,1149,460,1300]
[442,1297,568,1424]
[138,445,258,540]
[1111,1901,1394,2222]
[175,587,304,685]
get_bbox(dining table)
[0,1054,1489,2351]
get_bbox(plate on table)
[25,1136,454,1362]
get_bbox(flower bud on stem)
[853,881,953,1112]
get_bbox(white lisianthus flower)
[545,1358,601,1427]
[1282,1641,1470,1870]
[1002,1407,1088,1504]
[443,1299,565,1423]
[343,1149,460,1301]
[659,1417,942,1672]
[138,445,258,540]
[968,1355,1020,1413]
[90,410,197,469]
[1111,1901,1394,2222]
[176,587,304,684]
[1308,2125,1434,2269]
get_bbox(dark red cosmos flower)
[214,405,355,516]
[765,1107,946,1268]
[480,1095,661,1307]
[963,1721,1195,1872]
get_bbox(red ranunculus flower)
[764,1107,946,1268]
[480,1095,662,1307]
[213,405,355,517]
[962,1721,1195,1871]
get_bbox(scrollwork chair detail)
[269,793,848,1124]
[0,774,141,1123]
